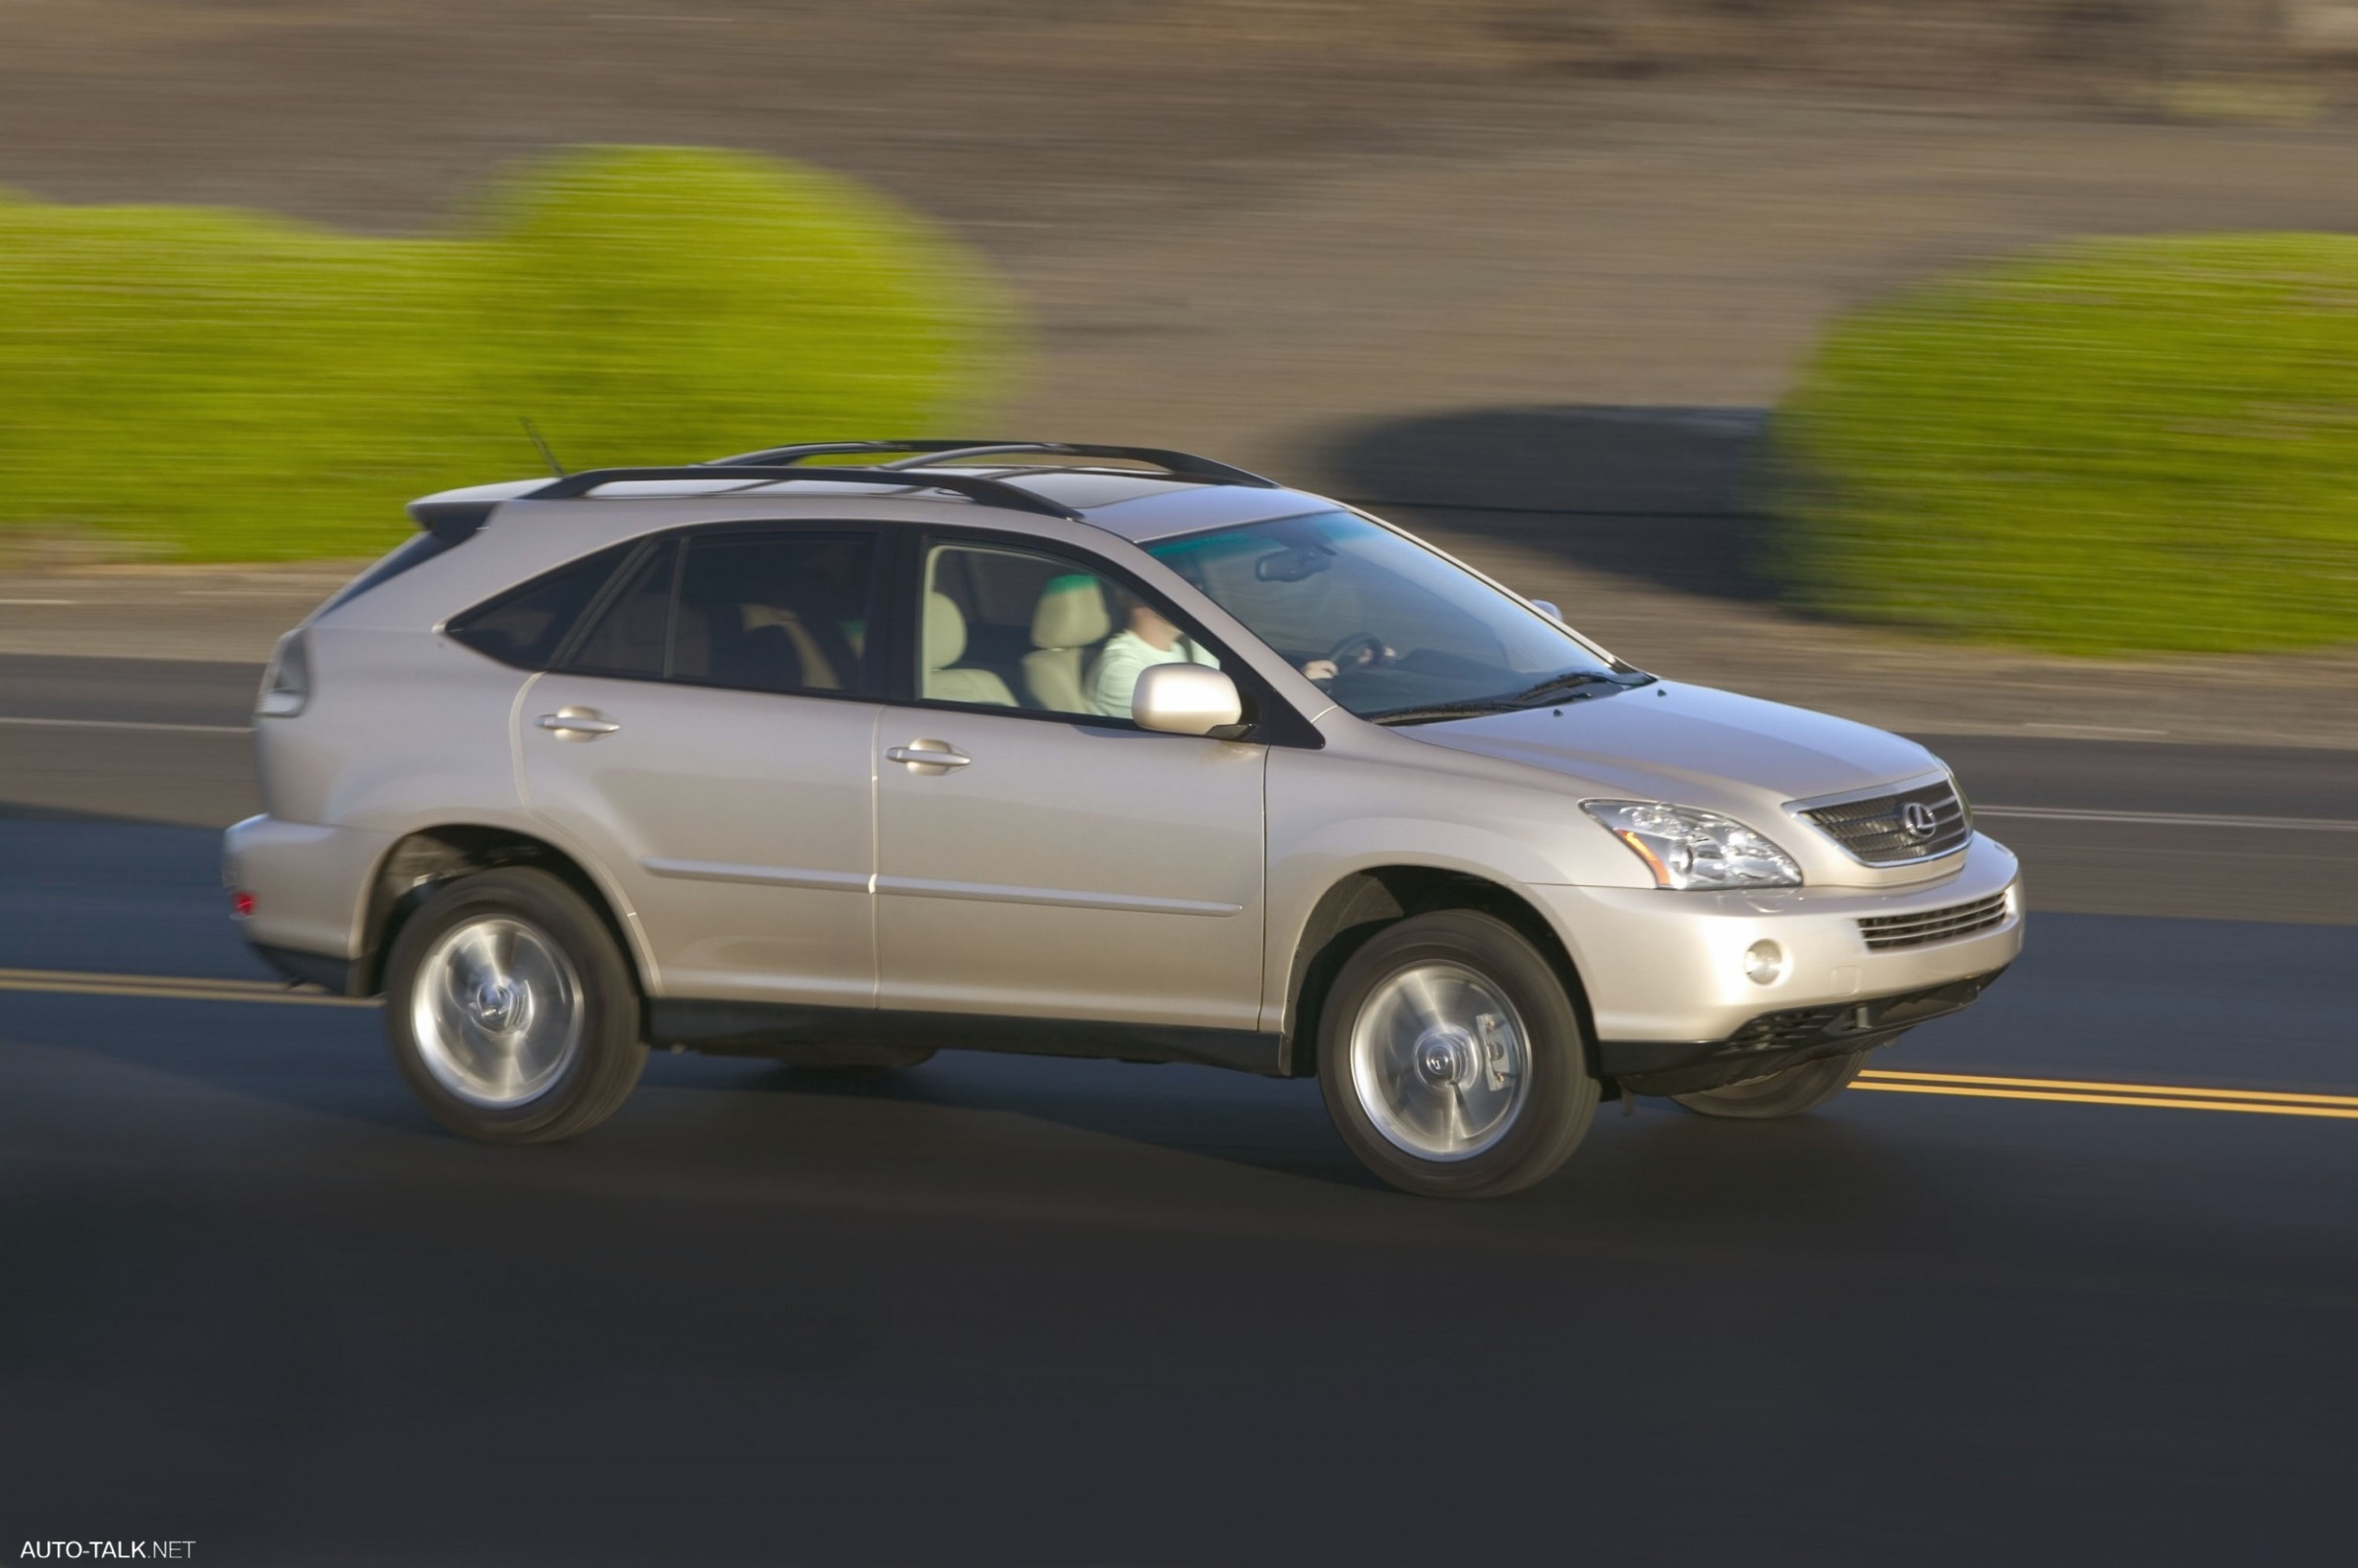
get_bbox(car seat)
[1022,574,1112,714]
[675,574,808,695]
[737,604,839,691]
[923,591,1016,706]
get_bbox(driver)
[1089,590,1340,720]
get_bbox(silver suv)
[224,440,2021,1198]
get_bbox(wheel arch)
[1278,865,1599,1080]
[354,824,646,997]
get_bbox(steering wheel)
[1323,631,1391,671]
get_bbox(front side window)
[917,538,1231,721]
[1150,510,1649,724]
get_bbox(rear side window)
[671,532,876,695]
[567,539,678,680]
[446,544,632,669]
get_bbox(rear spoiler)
[406,496,501,541]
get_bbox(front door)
[872,533,1266,1030]
[519,526,884,1007]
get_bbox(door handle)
[886,740,971,773]
[538,707,622,740]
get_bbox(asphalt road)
[4,653,2357,1563]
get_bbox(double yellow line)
[5,966,2354,1122]
[1856,1068,2358,1121]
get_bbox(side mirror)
[1132,662,1244,737]
[1530,598,1562,621]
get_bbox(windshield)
[1150,511,1649,723]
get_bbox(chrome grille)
[1803,779,1970,866]
[1857,890,2010,951]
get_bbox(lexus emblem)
[1900,801,1939,841]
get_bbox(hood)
[1401,681,1941,807]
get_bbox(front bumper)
[1600,969,2008,1094]
[1532,832,2023,1075]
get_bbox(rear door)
[518,525,885,1007]
[870,531,1268,1030]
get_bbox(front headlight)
[1582,800,1803,890]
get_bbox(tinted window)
[673,532,876,696]
[446,544,631,670]
[567,539,677,680]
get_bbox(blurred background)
[2,0,2355,742]
[4,6,2357,1563]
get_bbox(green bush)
[1775,234,2358,654]
[468,147,1009,475]
[0,147,1011,562]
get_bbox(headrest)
[1031,574,1112,648]
[924,590,968,668]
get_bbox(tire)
[1669,1049,1868,1120]
[383,866,647,1145]
[1316,911,1599,1199]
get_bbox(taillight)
[257,630,310,717]
[231,891,255,919]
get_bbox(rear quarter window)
[446,543,634,670]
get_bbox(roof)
[889,464,1332,542]
[407,443,1339,546]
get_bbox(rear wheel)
[1670,1049,1868,1120]
[384,867,646,1145]
[1317,911,1598,1199]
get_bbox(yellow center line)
[1851,1080,2358,1121]
[3,968,2352,1121]
[1859,1068,2358,1109]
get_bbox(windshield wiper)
[1502,670,1622,704]
[1364,671,1635,728]
[1366,700,1526,727]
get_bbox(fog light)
[1743,939,1785,985]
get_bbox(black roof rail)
[711,439,1013,465]
[522,465,1085,522]
[707,439,1278,488]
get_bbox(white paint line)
[0,715,253,735]
[0,967,372,1008]
[2018,722,2171,737]
[1978,805,2358,833]
[0,598,79,606]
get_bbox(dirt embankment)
[3,4,2355,237]
[1106,1,2358,83]
[5,1,2356,739]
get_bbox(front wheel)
[384,867,647,1145]
[1317,911,1599,1199]
[1669,1049,1868,1120]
